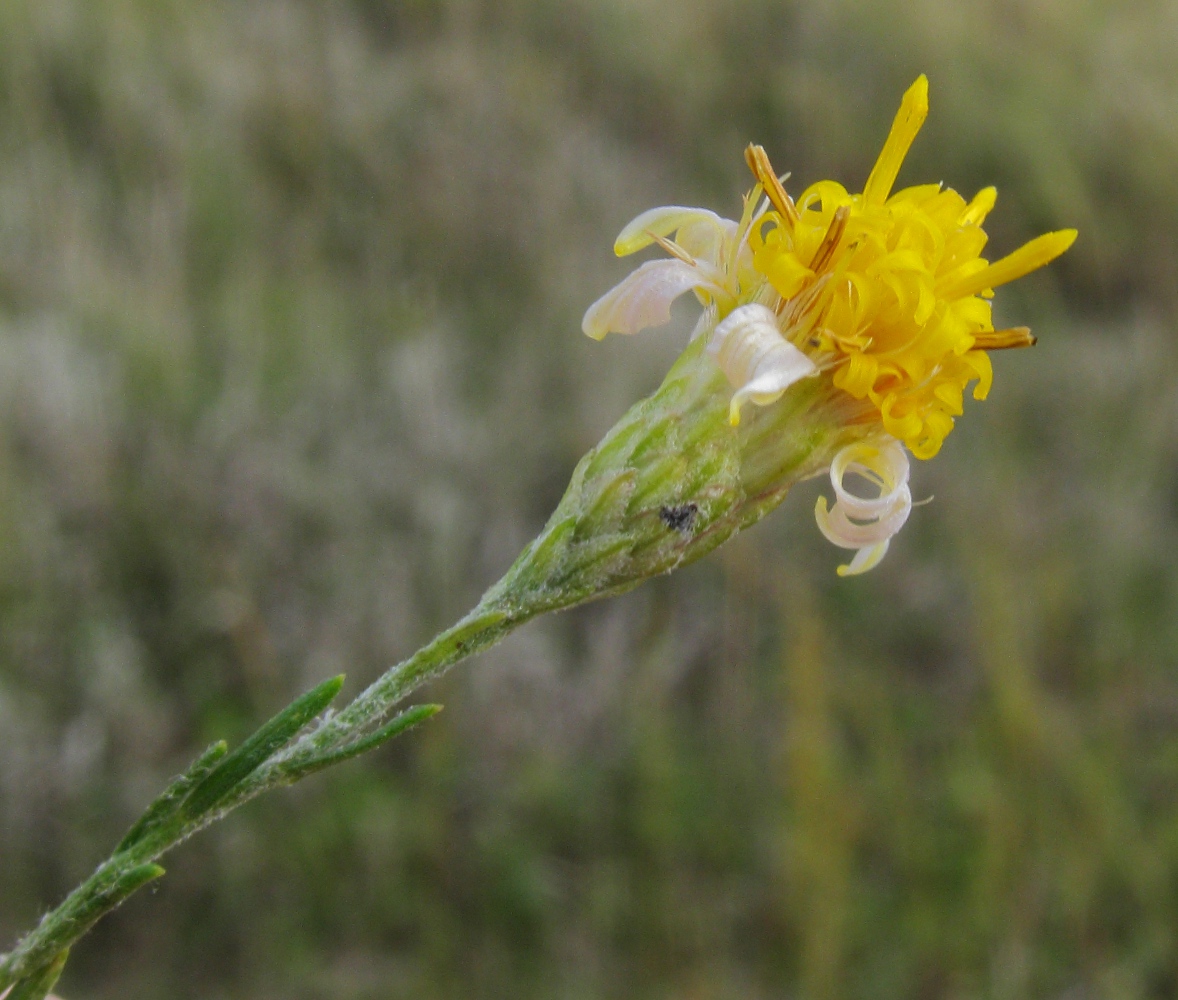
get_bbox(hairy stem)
[1,342,846,994]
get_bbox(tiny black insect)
[659,503,699,533]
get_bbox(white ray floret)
[581,194,768,342]
[814,438,912,576]
[612,205,735,259]
[706,304,817,425]
[581,258,727,340]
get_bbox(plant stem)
[0,342,843,994]
[0,604,513,994]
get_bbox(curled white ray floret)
[814,438,912,577]
[707,304,817,425]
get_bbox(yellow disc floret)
[747,75,1076,458]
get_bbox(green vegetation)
[1,1,1176,997]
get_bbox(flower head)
[747,75,1075,460]
[578,75,1074,575]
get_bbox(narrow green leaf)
[181,676,344,818]
[115,740,229,852]
[72,862,166,927]
[5,949,68,1000]
[110,863,166,899]
[282,704,442,779]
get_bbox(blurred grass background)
[0,1,1176,997]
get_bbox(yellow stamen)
[973,327,1036,350]
[940,229,1077,300]
[808,205,849,275]
[862,75,929,205]
[646,230,697,265]
[745,144,799,228]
